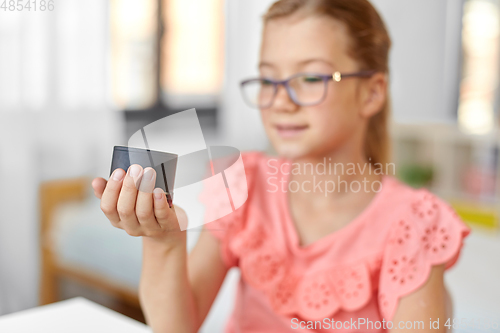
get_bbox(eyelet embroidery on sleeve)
[392,219,415,247]
[411,192,439,224]
[386,254,420,286]
[378,189,470,320]
[413,191,466,264]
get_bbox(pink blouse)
[200,152,470,332]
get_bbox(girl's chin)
[273,143,311,160]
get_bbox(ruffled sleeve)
[378,189,471,320]
[199,151,260,268]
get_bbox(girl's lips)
[275,124,309,138]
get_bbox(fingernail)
[154,188,164,200]
[112,168,125,181]
[139,168,155,193]
[143,168,155,181]
[129,164,142,178]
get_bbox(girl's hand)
[91,165,187,244]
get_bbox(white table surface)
[0,297,152,333]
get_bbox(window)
[110,0,225,115]
[161,0,225,108]
[458,0,500,134]
[110,0,159,110]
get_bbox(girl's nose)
[272,84,299,113]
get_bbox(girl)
[92,0,470,332]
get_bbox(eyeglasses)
[240,70,376,109]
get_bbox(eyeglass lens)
[242,74,327,108]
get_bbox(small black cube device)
[110,146,178,206]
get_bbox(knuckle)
[125,227,141,237]
[110,221,122,229]
[155,212,169,222]
[136,208,153,221]
[100,205,109,215]
[154,207,170,220]
[100,202,113,214]
[117,206,134,219]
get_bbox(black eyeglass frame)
[240,70,377,109]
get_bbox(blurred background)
[0,0,499,331]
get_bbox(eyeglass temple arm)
[332,70,377,82]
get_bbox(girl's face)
[259,15,385,161]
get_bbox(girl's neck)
[288,149,382,201]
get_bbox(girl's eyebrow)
[258,61,275,69]
[258,58,335,69]
[298,58,335,67]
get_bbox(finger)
[100,168,126,225]
[92,177,107,199]
[117,164,143,232]
[136,168,161,231]
[153,188,177,230]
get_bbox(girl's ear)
[360,72,388,118]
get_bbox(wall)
[218,0,276,152]
[371,0,464,123]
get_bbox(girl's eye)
[302,76,322,83]
[262,79,274,86]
